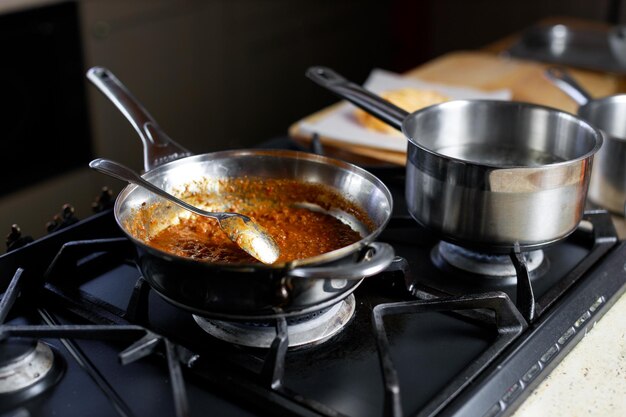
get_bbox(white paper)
[299,68,512,153]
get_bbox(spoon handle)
[89,158,212,219]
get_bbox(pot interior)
[403,100,602,167]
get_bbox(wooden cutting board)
[289,51,621,165]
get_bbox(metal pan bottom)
[148,278,364,321]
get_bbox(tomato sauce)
[133,178,372,264]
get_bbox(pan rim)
[114,149,393,270]
[401,99,603,169]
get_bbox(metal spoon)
[89,158,280,264]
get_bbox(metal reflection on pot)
[307,66,603,252]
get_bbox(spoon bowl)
[89,158,280,264]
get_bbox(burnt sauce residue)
[129,177,372,264]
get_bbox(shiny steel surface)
[89,158,280,264]
[584,97,626,214]
[403,100,600,250]
[116,150,393,268]
[192,294,356,348]
[308,66,602,251]
[546,67,626,214]
[88,66,395,318]
[114,150,394,318]
[86,67,192,171]
[0,341,54,393]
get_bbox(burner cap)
[433,241,547,278]
[194,295,356,348]
[0,339,65,411]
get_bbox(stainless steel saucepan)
[545,67,626,215]
[87,67,394,320]
[307,66,603,252]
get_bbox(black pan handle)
[544,67,593,106]
[306,66,408,131]
[87,67,192,172]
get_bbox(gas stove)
[1,163,625,417]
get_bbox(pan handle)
[286,242,394,280]
[86,67,192,171]
[544,67,593,106]
[306,66,408,131]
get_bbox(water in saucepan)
[434,143,567,167]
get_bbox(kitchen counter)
[511,290,626,417]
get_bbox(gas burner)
[193,295,356,348]
[0,338,65,411]
[432,241,549,280]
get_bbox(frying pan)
[545,67,626,215]
[87,67,394,320]
[307,66,603,252]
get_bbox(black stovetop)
[1,164,625,417]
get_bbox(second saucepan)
[307,66,603,252]
[87,67,395,320]
[545,66,626,215]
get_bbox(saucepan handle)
[86,67,192,171]
[286,242,395,280]
[306,66,408,131]
[544,67,593,106]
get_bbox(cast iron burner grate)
[379,210,618,324]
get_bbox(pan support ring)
[193,294,356,348]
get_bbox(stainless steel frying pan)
[87,67,394,320]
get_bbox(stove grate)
[0,204,620,417]
[0,238,189,417]
[372,292,526,417]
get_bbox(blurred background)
[0,0,622,238]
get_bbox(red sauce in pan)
[131,178,372,264]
